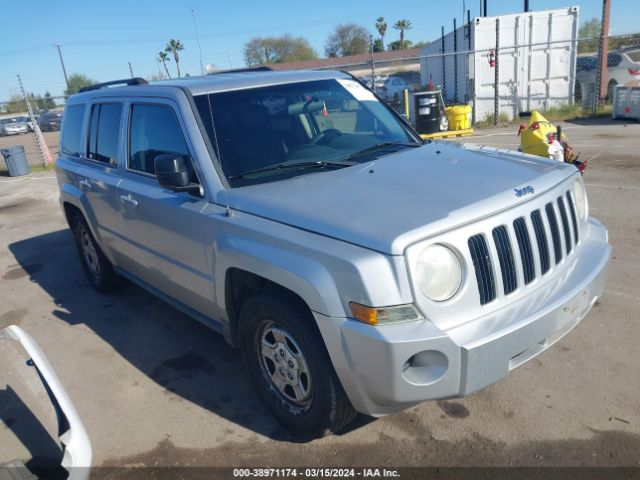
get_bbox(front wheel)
[238,292,356,438]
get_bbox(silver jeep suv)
[56,70,610,437]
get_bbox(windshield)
[194,78,419,186]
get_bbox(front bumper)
[316,217,610,416]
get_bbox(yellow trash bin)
[444,104,472,131]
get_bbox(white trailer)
[420,7,579,122]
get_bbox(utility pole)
[17,75,51,167]
[128,62,134,78]
[594,0,611,112]
[54,44,70,93]
[191,9,205,75]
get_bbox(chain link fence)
[313,32,639,131]
[1,31,639,171]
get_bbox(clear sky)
[1,0,637,100]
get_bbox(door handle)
[79,179,92,190]
[119,194,138,207]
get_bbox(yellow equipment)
[518,110,586,172]
[444,104,472,131]
[518,110,562,158]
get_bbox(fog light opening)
[401,350,449,386]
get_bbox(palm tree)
[376,17,387,51]
[158,51,171,79]
[393,19,412,50]
[165,39,185,78]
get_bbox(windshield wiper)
[343,141,421,161]
[228,160,356,180]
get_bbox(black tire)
[238,291,356,438]
[72,214,121,293]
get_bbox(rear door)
[116,98,214,317]
[69,100,127,265]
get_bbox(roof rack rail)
[206,66,273,75]
[78,77,149,93]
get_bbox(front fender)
[214,234,345,319]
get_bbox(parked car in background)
[0,117,29,136]
[358,75,387,91]
[379,72,421,102]
[18,114,38,132]
[38,111,63,131]
[575,47,640,102]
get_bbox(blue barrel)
[1,146,30,177]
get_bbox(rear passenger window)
[128,104,190,175]
[87,103,122,164]
[60,104,85,157]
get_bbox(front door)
[116,99,215,318]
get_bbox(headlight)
[416,244,463,301]
[573,178,588,221]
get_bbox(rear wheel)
[72,215,121,293]
[238,291,356,438]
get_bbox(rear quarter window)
[60,104,85,157]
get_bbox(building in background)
[420,7,579,121]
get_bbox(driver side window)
[128,103,197,182]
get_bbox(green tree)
[5,93,26,114]
[373,38,384,52]
[65,73,96,95]
[393,19,412,50]
[388,40,413,51]
[578,18,640,54]
[375,17,388,51]
[244,34,317,66]
[165,39,185,78]
[158,51,171,79]
[43,91,56,109]
[413,40,429,49]
[578,18,601,53]
[325,23,370,57]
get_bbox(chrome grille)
[557,196,572,255]
[492,226,517,295]
[545,202,563,265]
[513,217,535,284]
[468,189,580,305]
[566,191,579,244]
[468,234,496,305]
[531,210,550,275]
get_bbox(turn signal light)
[349,303,422,326]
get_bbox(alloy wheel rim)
[257,322,313,414]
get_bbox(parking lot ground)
[1,119,639,473]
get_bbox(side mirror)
[154,154,200,194]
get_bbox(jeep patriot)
[55,70,610,437]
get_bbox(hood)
[223,141,577,255]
